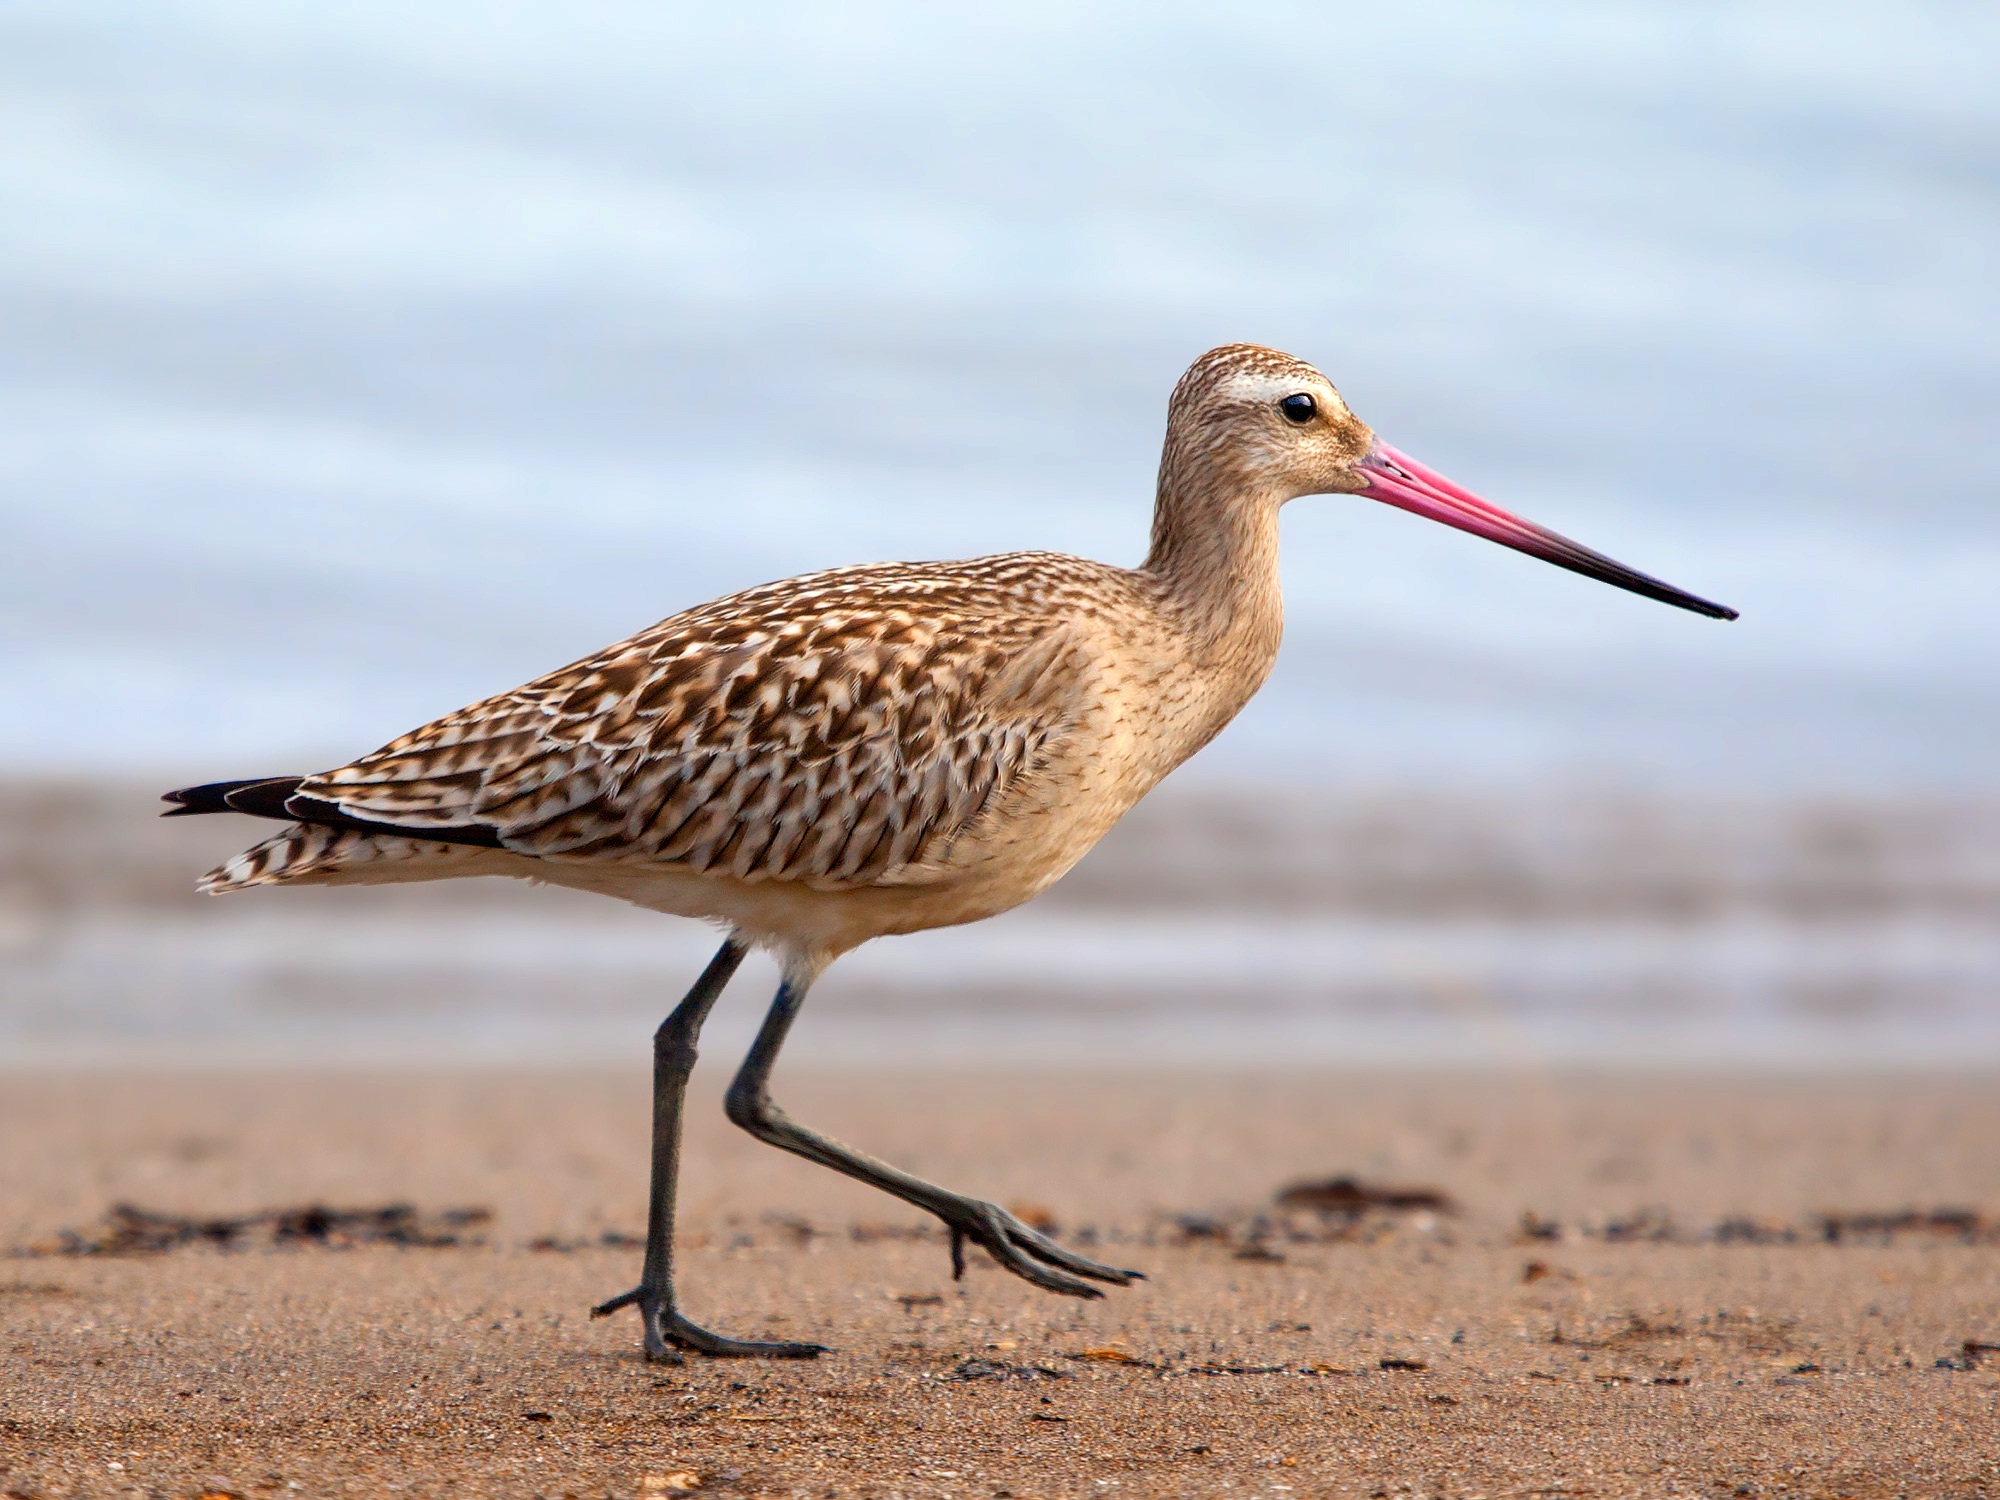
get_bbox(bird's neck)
[1140,459,1287,665]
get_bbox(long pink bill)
[1357,442,1738,621]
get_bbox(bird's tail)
[196,821,493,894]
[166,774,507,893]
[163,776,307,819]
[197,822,356,894]
[168,777,365,893]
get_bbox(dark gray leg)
[723,972,1143,1299]
[591,938,826,1361]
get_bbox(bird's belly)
[525,760,1138,962]
[522,855,1054,963]
[522,697,1181,962]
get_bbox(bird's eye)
[1278,393,1317,424]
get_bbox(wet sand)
[4,1069,1998,1497]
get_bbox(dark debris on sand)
[13,1202,492,1257]
[1166,1174,1459,1258]
[1816,1208,1996,1244]
[1517,1205,1999,1247]
[946,1358,1072,1382]
[1276,1176,1458,1216]
[1934,1340,2000,1371]
[526,1229,645,1253]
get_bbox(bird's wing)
[295,562,1088,889]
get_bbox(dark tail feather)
[162,777,306,818]
[163,775,504,851]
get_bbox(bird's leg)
[591,937,826,1362]
[724,973,1143,1299]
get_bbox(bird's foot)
[590,1285,827,1362]
[935,1199,1145,1298]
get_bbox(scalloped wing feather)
[298,558,1094,891]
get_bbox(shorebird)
[165,343,1735,1361]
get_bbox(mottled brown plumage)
[197,343,1372,965]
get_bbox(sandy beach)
[8,2,2000,1495]
[3,1068,1996,1498]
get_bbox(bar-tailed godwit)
[165,344,1735,1360]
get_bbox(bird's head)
[1165,343,1737,620]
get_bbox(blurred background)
[3,1,1996,1068]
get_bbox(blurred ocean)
[5,782,1997,1068]
[2,2,1997,788]
[2,6,1996,1066]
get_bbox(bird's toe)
[662,1309,826,1359]
[949,1202,1120,1298]
[984,1204,1145,1286]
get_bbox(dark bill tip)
[1359,443,1738,622]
